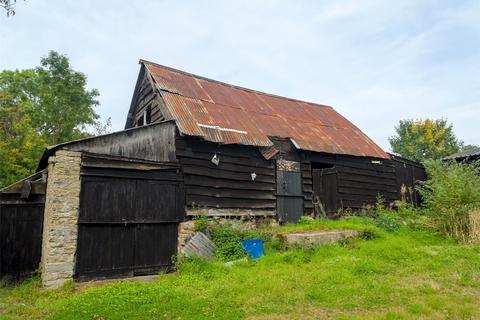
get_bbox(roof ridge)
[140,59,333,109]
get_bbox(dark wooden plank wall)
[392,157,427,206]
[301,160,313,213]
[76,158,183,281]
[128,67,166,127]
[176,136,276,210]
[0,196,45,279]
[305,153,398,212]
[63,122,177,163]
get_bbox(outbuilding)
[0,60,425,287]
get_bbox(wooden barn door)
[312,168,338,216]
[276,160,303,223]
[75,167,183,281]
[0,203,44,278]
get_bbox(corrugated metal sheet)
[143,60,388,159]
[444,147,480,160]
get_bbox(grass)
[1,218,480,319]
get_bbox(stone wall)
[178,220,195,253]
[41,150,82,288]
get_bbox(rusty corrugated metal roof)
[142,60,388,159]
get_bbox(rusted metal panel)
[142,60,388,159]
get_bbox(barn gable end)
[124,64,171,129]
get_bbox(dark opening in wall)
[137,116,144,127]
[146,106,152,124]
[311,162,335,170]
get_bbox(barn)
[0,60,426,287]
[445,147,480,163]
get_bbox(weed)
[1,218,480,319]
[418,160,480,242]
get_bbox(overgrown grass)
[419,160,480,243]
[2,218,480,319]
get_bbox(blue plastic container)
[241,239,265,260]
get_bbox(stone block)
[283,230,360,247]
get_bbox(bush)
[209,225,247,261]
[358,196,422,232]
[418,160,480,242]
[196,221,274,261]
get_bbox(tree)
[1,0,17,16]
[0,51,107,187]
[389,118,462,162]
[0,92,46,187]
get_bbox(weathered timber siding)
[176,135,276,210]
[392,155,427,206]
[301,160,313,213]
[125,65,169,128]
[307,153,398,211]
[64,122,176,163]
[75,157,183,281]
[0,197,44,279]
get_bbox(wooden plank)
[176,147,273,168]
[187,194,275,209]
[337,166,397,179]
[181,165,274,183]
[1,181,46,195]
[184,175,274,191]
[0,203,44,278]
[179,157,274,176]
[186,186,275,200]
[337,179,398,191]
[338,187,397,197]
[336,161,396,173]
[80,168,182,181]
[186,208,275,217]
[337,173,397,186]
[339,193,396,203]
[176,137,264,160]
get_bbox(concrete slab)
[282,230,360,247]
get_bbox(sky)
[1,0,479,151]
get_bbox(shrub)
[375,212,402,231]
[200,222,274,261]
[360,228,380,240]
[418,160,480,242]
[298,215,315,224]
[208,225,246,261]
[192,215,209,232]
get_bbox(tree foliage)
[389,119,463,162]
[0,51,108,187]
[1,0,17,16]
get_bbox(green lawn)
[1,218,480,319]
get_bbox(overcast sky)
[1,0,479,150]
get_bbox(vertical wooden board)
[321,172,338,214]
[276,161,303,223]
[76,170,182,281]
[80,178,135,222]
[0,204,44,278]
[277,197,303,223]
[312,169,338,215]
[135,180,178,221]
[76,225,135,278]
[277,171,303,196]
[134,224,177,273]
